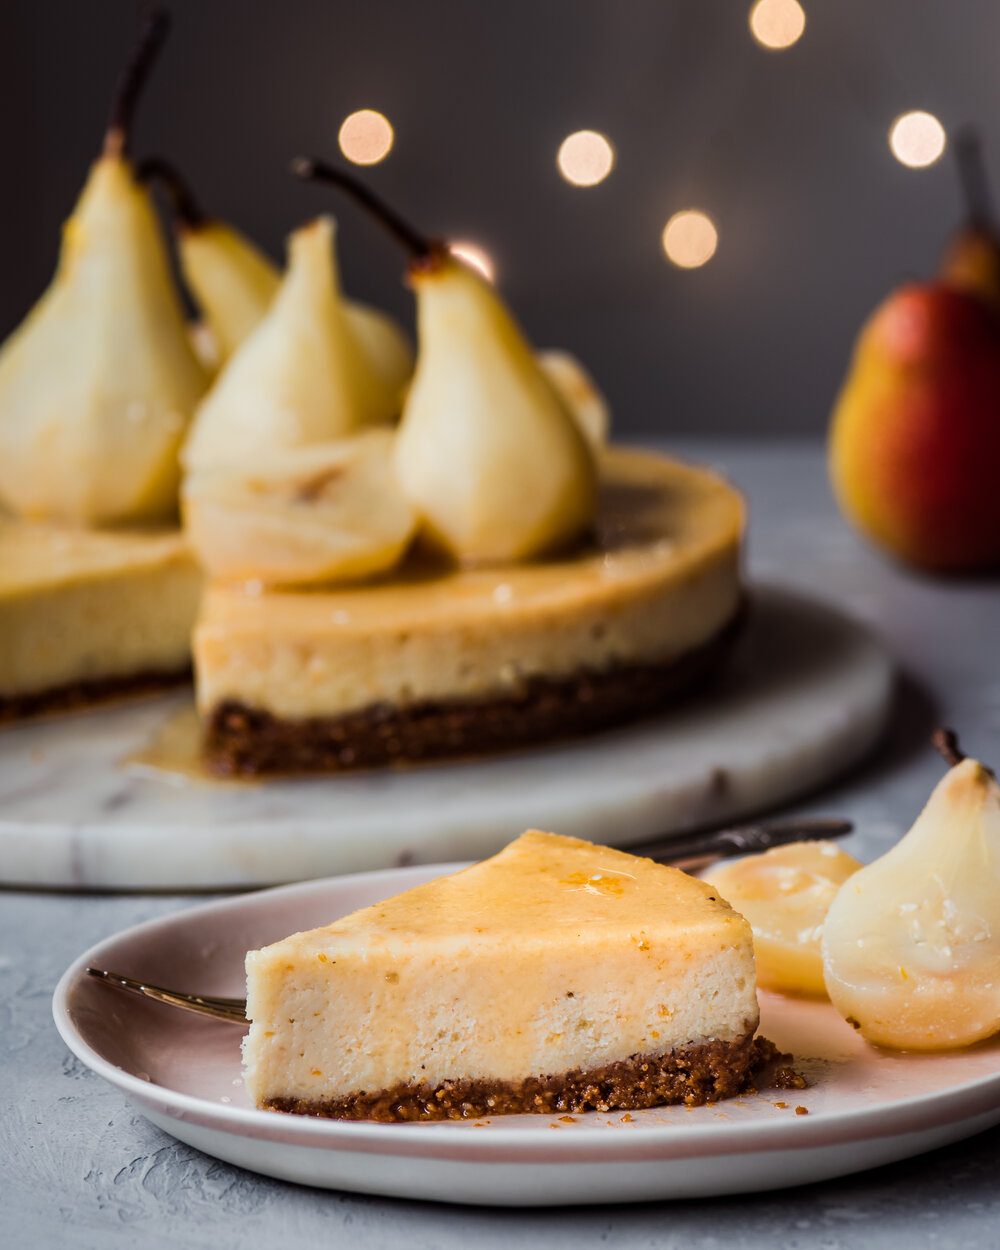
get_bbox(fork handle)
[631,817,853,871]
[85,967,248,1023]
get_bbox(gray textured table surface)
[3,440,999,1249]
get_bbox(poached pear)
[183,429,416,586]
[142,157,413,387]
[294,159,597,564]
[0,12,207,526]
[183,216,402,472]
[400,257,598,562]
[822,732,1000,1050]
[178,221,280,364]
[342,299,414,403]
[705,841,861,997]
[536,349,610,448]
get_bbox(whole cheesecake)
[0,519,201,720]
[244,830,761,1120]
[196,447,744,774]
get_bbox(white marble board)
[0,586,893,891]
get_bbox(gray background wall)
[1,0,995,436]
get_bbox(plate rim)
[53,863,1000,1164]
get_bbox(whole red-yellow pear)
[829,283,1000,572]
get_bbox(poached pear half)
[183,429,416,586]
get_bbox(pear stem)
[138,157,208,228]
[104,8,171,159]
[932,727,966,768]
[953,128,994,230]
[291,157,438,261]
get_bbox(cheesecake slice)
[0,519,201,720]
[197,448,744,774]
[244,831,760,1120]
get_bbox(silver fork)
[84,968,248,1023]
[86,816,851,1025]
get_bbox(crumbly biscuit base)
[263,1031,774,1122]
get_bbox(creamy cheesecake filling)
[0,521,201,701]
[204,613,742,775]
[245,933,757,1105]
[243,832,759,1118]
[195,450,744,722]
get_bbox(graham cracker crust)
[0,666,191,725]
[264,1031,774,1122]
[205,605,745,776]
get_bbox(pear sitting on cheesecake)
[399,256,597,562]
[0,11,207,527]
[183,430,416,586]
[183,216,404,472]
[294,160,597,564]
[153,165,607,451]
[140,158,414,390]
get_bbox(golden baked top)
[272,830,751,953]
[0,518,193,598]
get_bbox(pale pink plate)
[53,865,1000,1207]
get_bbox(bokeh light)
[749,0,806,50]
[448,241,496,283]
[556,130,616,187]
[889,111,947,169]
[338,109,394,166]
[661,211,719,269]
